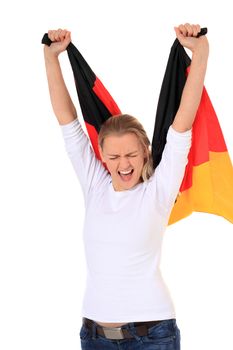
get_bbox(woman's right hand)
[44,29,71,58]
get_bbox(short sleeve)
[59,118,110,203]
[149,124,192,215]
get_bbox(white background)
[1,0,233,349]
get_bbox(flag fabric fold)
[42,30,233,224]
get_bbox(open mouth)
[118,169,134,181]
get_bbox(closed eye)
[109,155,137,160]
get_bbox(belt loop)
[91,320,97,340]
[128,322,141,341]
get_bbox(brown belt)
[83,317,163,340]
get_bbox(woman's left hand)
[174,23,209,55]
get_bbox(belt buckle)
[103,326,124,339]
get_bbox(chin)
[122,178,142,189]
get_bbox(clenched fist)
[44,28,71,58]
[174,23,209,56]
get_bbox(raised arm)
[172,23,209,132]
[43,29,77,125]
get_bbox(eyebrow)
[107,151,138,156]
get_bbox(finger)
[48,30,56,42]
[57,29,66,42]
[64,31,71,45]
[54,30,61,41]
[65,31,71,39]
[184,23,193,36]
[196,24,201,34]
[192,24,199,37]
[174,26,185,41]
[178,24,188,37]
[60,29,67,39]
[52,30,58,42]
[48,30,52,41]
[55,28,64,41]
[60,29,70,41]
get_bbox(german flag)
[151,31,233,225]
[42,31,233,225]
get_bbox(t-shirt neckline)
[109,179,144,194]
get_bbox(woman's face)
[99,132,147,191]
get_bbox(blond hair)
[98,114,154,182]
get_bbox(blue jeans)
[79,318,181,349]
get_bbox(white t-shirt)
[60,117,192,322]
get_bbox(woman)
[43,24,209,350]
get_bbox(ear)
[143,148,150,164]
[143,147,149,158]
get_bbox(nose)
[118,157,131,169]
